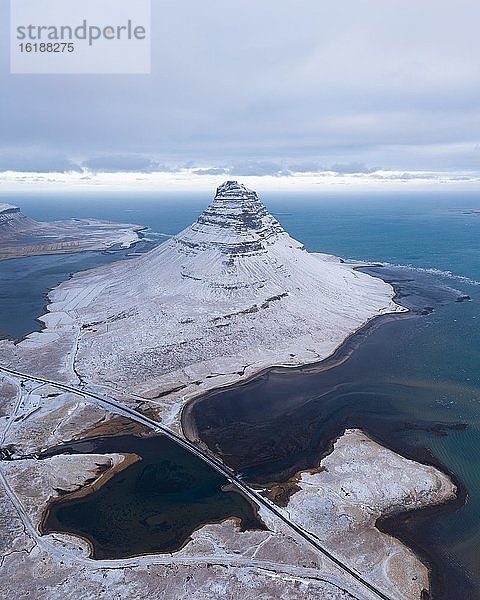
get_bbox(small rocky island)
[0,183,456,600]
[0,202,143,260]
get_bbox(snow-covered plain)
[286,429,456,600]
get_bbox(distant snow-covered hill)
[0,204,36,235]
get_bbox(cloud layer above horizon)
[1,0,479,181]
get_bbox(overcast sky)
[1,0,479,184]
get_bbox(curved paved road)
[0,365,395,600]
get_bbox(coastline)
[29,240,403,396]
[0,222,146,262]
[180,263,423,442]
[181,305,414,443]
[0,231,149,343]
[35,424,461,598]
[376,469,469,600]
[180,263,463,459]
[283,428,457,600]
[183,389,465,600]
[179,270,468,598]
[1,246,469,597]
[267,425,467,600]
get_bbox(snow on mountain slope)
[29,182,404,394]
[0,204,36,234]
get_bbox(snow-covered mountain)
[132,180,309,302]
[38,182,404,394]
[0,204,36,235]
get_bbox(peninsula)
[0,182,456,600]
[0,202,143,260]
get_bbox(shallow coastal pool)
[40,434,265,560]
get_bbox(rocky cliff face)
[39,182,404,392]
[0,204,36,235]
[179,180,288,255]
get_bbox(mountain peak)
[176,181,289,261]
[123,182,303,299]
[215,180,254,198]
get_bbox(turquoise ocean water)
[0,189,479,596]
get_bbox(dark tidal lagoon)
[40,434,266,560]
[185,267,479,600]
